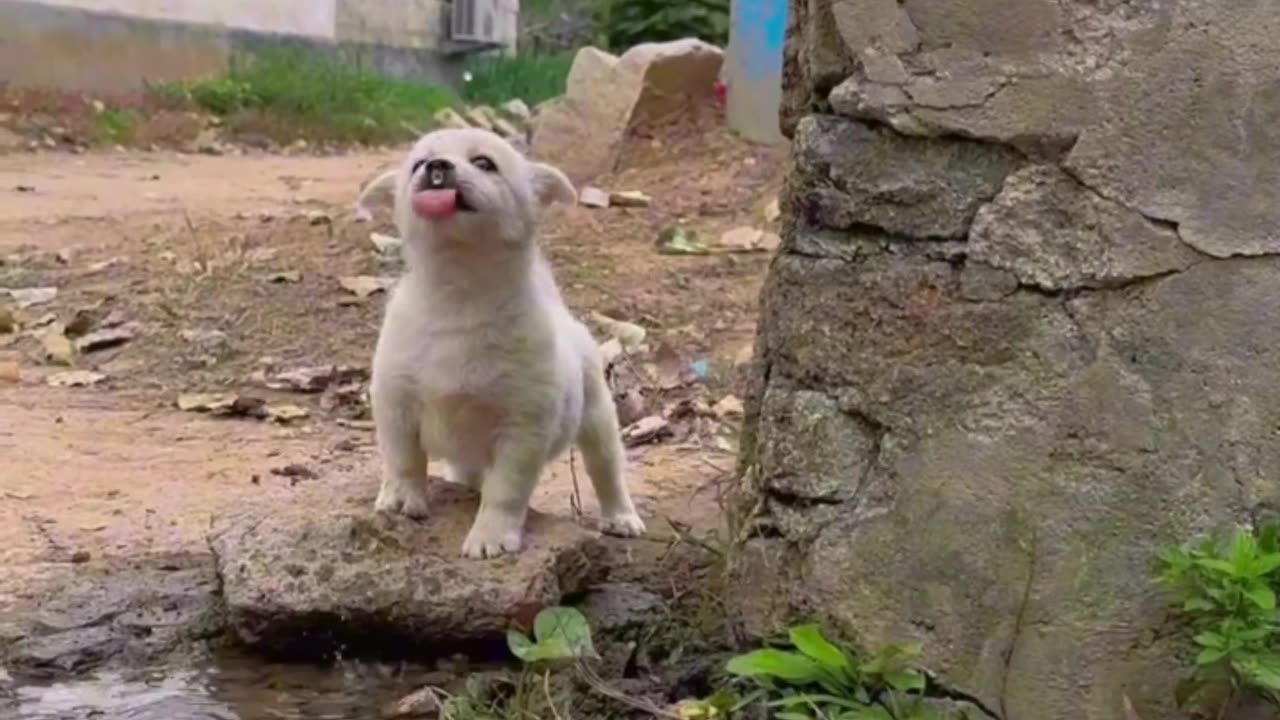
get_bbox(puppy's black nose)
[420,159,456,190]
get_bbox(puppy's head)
[364,128,575,247]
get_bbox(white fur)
[365,128,645,559]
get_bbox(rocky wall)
[737,2,1280,719]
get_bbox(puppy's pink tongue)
[412,189,458,219]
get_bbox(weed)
[462,52,573,108]
[507,606,599,663]
[93,107,138,144]
[595,0,729,51]
[1157,522,1280,713]
[159,48,459,144]
[714,624,947,719]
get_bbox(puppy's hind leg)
[372,388,431,519]
[578,371,646,537]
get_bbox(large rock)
[210,483,607,658]
[531,39,723,184]
[0,554,222,679]
[737,2,1280,720]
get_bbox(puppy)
[359,127,646,559]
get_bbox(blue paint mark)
[734,0,788,82]
[690,359,710,379]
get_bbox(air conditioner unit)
[451,0,500,45]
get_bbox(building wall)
[0,0,518,92]
[18,0,339,37]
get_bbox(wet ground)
[9,651,442,719]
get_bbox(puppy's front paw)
[461,515,524,559]
[374,487,402,514]
[374,482,430,519]
[601,512,646,538]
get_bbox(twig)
[568,447,584,522]
[575,662,681,719]
[544,669,566,720]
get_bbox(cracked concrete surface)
[736,2,1280,719]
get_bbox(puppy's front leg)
[461,439,543,558]
[372,389,431,519]
[578,372,646,537]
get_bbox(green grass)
[160,48,459,144]
[461,52,574,108]
[94,107,138,144]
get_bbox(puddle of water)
[7,650,448,720]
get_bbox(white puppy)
[358,127,646,559]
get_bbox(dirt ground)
[0,125,789,612]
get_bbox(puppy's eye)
[470,156,498,173]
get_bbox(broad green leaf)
[1252,653,1280,690]
[1258,522,1280,554]
[1245,583,1276,610]
[1194,632,1226,649]
[1183,597,1214,612]
[789,624,851,673]
[506,628,534,661]
[1249,552,1280,577]
[1231,531,1257,570]
[726,649,825,683]
[884,669,926,693]
[1195,558,1239,576]
[1196,647,1228,665]
[1235,625,1271,642]
[768,694,871,711]
[530,606,598,661]
[774,713,814,720]
[840,707,893,720]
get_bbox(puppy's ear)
[354,169,399,219]
[530,162,577,207]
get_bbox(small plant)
[1157,522,1280,711]
[723,624,943,719]
[93,107,138,144]
[507,605,599,663]
[462,52,573,107]
[158,48,459,144]
[595,0,729,51]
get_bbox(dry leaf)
[591,312,646,350]
[764,196,781,223]
[622,415,672,447]
[41,325,75,366]
[47,370,106,388]
[75,322,141,353]
[610,190,652,207]
[0,360,20,384]
[718,226,764,252]
[713,395,744,419]
[338,275,396,298]
[265,404,309,424]
[4,286,57,308]
[598,338,623,367]
[579,187,610,209]
[653,343,686,390]
[177,392,238,412]
[370,233,402,255]
[261,364,364,393]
